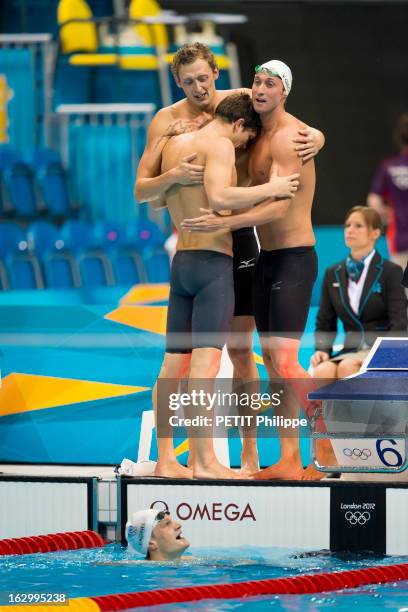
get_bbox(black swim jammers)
[232,227,259,317]
[165,250,235,353]
[253,246,318,339]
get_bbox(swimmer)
[126,509,190,561]
[182,60,336,481]
[135,43,325,478]
[158,93,299,480]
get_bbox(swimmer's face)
[149,513,190,559]
[344,212,381,250]
[252,71,286,114]
[175,59,219,108]
[231,119,258,148]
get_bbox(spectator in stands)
[311,206,407,378]
[367,112,408,272]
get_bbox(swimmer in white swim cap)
[126,509,190,561]
[254,59,292,97]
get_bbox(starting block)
[308,338,408,474]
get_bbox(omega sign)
[150,500,256,521]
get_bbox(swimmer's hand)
[311,351,330,368]
[172,153,204,186]
[293,127,323,162]
[181,209,227,232]
[269,166,300,199]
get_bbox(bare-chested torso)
[161,130,235,256]
[249,112,315,250]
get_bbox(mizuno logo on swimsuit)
[271,281,283,290]
[238,258,256,269]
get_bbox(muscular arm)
[134,110,204,202]
[204,138,298,211]
[223,132,303,229]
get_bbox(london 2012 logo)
[344,511,371,525]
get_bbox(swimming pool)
[2,544,408,611]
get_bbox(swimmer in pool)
[126,508,190,561]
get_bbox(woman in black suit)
[311,206,407,378]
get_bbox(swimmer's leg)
[188,347,243,480]
[154,352,193,479]
[253,336,305,480]
[227,315,259,474]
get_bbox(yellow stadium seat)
[129,0,169,49]
[58,0,98,54]
[57,0,118,65]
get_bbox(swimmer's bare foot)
[240,451,260,475]
[252,458,304,480]
[193,460,246,480]
[301,439,338,481]
[154,460,193,479]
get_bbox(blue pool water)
[1,545,408,611]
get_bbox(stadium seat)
[26,220,59,257]
[144,246,170,282]
[92,220,127,250]
[92,220,147,284]
[126,219,166,254]
[59,219,95,252]
[43,252,81,288]
[30,148,73,218]
[60,219,114,286]
[0,221,27,257]
[78,252,114,287]
[0,258,10,290]
[5,253,44,289]
[27,220,81,288]
[109,250,147,285]
[0,147,41,218]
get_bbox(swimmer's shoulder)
[270,112,306,151]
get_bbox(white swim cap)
[125,509,164,556]
[255,60,292,95]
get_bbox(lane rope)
[88,562,408,609]
[0,531,105,555]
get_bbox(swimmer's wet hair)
[171,43,217,79]
[345,205,383,232]
[215,93,261,132]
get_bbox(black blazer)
[403,262,408,288]
[315,251,407,356]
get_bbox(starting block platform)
[309,338,408,474]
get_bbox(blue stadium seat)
[92,220,127,250]
[5,253,44,289]
[30,148,72,218]
[0,146,42,218]
[109,250,147,285]
[126,219,166,254]
[0,258,10,290]
[59,220,95,252]
[144,247,170,283]
[93,220,147,285]
[27,220,81,288]
[43,253,81,288]
[78,253,114,287]
[26,220,59,257]
[0,221,27,257]
[60,220,114,287]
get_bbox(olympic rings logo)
[343,447,372,460]
[344,511,371,525]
